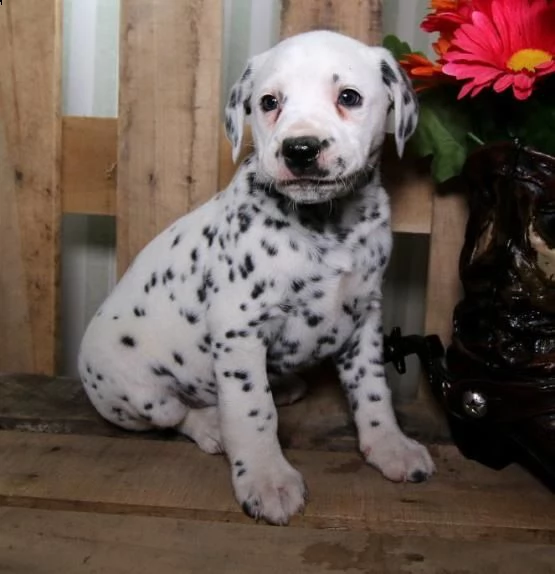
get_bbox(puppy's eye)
[260,94,279,112]
[338,89,362,108]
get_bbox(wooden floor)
[1,373,554,573]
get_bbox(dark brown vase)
[436,142,555,488]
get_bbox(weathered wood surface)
[60,118,434,234]
[117,0,222,273]
[281,0,382,45]
[1,506,553,574]
[1,429,554,545]
[61,117,117,216]
[0,0,62,374]
[0,371,450,447]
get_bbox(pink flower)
[442,0,555,100]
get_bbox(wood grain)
[1,507,553,574]
[423,188,468,345]
[0,370,451,447]
[281,0,382,44]
[0,430,553,543]
[117,0,222,273]
[416,186,468,419]
[0,0,62,375]
[61,117,117,216]
[60,119,433,234]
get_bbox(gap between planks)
[0,430,553,545]
[60,116,434,234]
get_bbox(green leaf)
[382,35,414,60]
[410,92,472,182]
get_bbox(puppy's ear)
[378,49,419,158]
[224,52,267,163]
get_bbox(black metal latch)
[383,326,445,375]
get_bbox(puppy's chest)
[266,271,377,372]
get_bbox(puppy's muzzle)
[282,136,322,176]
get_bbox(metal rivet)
[462,390,488,418]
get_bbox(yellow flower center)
[507,49,552,72]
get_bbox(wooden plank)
[0,371,451,447]
[1,430,553,543]
[417,185,468,416]
[281,0,382,45]
[117,0,222,273]
[423,188,467,345]
[0,0,62,375]
[1,507,554,574]
[61,117,117,216]
[59,118,432,234]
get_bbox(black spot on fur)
[241,65,252,81]
[183,310,198,324]
[251,281,266,299]
[381,60,398,87]
[369,393,382,402]
[306,314,323,327]
[248,409,259,417]
[332,73,340,83]
[238,210,252,233]
[202,225,217,247]
[121,335,136,347]
[144,402,153,411]
[171,234,181,248]
[264,216,290,230]
[291,279,305,293]
[239,253,255,279]
[244,96,252,115]
[242,382,253,392]
[370,420,381,427]
[260,239,278,256]
[133,306,146,317]
[151,364,174,377]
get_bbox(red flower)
[421,0,474,39]
[401,38,453,91]
[442,0,555,100]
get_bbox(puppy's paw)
[232,457,308,525]
[177,406,223,455]
[361,430,435,483]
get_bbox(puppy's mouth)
[273,169,374,204]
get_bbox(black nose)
[282,136,321,175]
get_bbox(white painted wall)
[61,0,431,401]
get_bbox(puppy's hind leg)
[176,406,224,455]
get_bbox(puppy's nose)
[282,136,321,175]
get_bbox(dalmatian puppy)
[79,30,434,525]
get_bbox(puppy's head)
[225,30,418,204]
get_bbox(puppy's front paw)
[232,457,308,525]
[361,430,435,483]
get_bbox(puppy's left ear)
[224,52,267,163]
[378,49,419,158]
